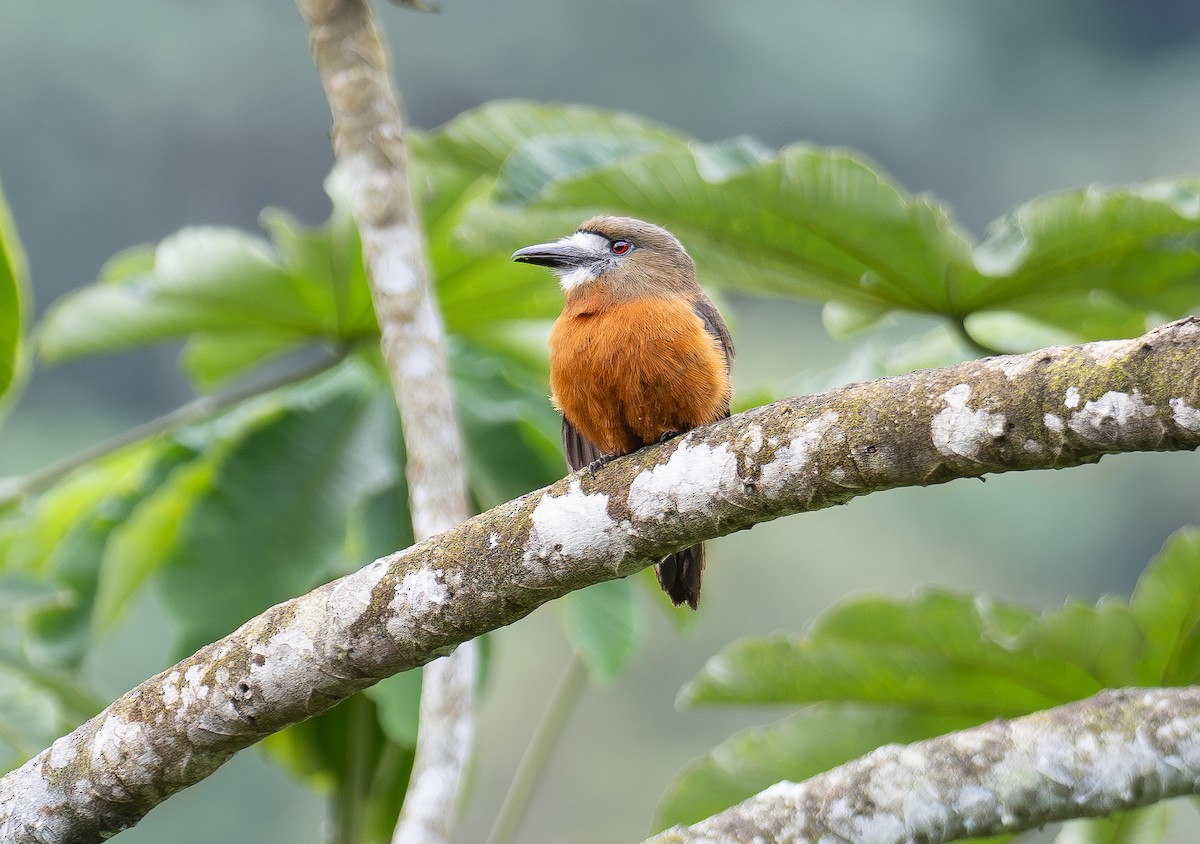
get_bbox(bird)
[512,216,734,609]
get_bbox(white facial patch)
[554,231,609,291]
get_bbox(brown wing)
[562,416,606,473]
[693,296,734,417]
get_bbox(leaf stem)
[951,316,1004,358]
[337,694,372,844]
[484,654,588,844]
[0,346,349,507]
[0,647,105,719]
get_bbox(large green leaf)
[667,537,1200,836]
[558,578,639,684]
[0,664,68,769]
[451,341,563,510]
[261,693,415,843]
[11,441,193,668]
[1054,803,1170,844]
[410,100,681,177]
[1020,598,1143,689]
[1129,528,1200,685]
[654,703,979,831]
[969,180,1200,318]
[420,101,1200,349]
[0,174,28,408]
[38,230,317,364]
[421,102,978,311]
[681,591,1102,716]
[37,177,380,391]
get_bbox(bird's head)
[511,215,697,298]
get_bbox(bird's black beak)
[511,240,591,270]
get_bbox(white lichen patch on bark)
[249,627,317,703]
[1082,338,1134,365]
[90,714,161,791]
[327,558,389,627]
[990,353,1037,380]
[628,441,737,520]
[1067,390,1156,443]
[1065,386,1081,409]
[931,384,1006,459]
[160,665,211,711]
[759,411,839,494]
[1045,413,1065,433]
[369,224,422,296]
[1170,398,1200,432]
[740,422,764,455]
[48,736,77,770]
[523,480,625,570]
[389,568,451,619]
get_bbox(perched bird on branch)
[513,216,734,609]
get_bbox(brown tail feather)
[656,543,706,610]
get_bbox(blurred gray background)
[2,1,1200,841]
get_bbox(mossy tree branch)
[1,318,1199,843]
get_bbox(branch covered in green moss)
[2,318,1199,843]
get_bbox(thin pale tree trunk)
[295,2,476,842]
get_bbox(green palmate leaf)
[682,591,1102,716]
[419,167,567,333]
[1054,803,1170,844]
[411,100,681,178]
[1021,598,1143,689]
[37,174,379,391]
[0,173,29,407]
[180,328,310,392]
[264,172,376,336]
[0,575,71,613]
[462,139,979,313]
[968,180,1200,319]
[154,360,393,656]
[364,669,422,748]
[12,441,193,668]
[93,443,209,629]
[1130,528,1200,685]
[38,231,312,364]
[452,341,563,509]
[654,703,979,831]
[420,101,1200,350]
[0,665,68,768]
[261,693,415,842]
[558,578,639,684]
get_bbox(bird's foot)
[587,453,618,472]
[658,429,684,443]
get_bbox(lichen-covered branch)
[645,686,1200,844]
[2,318,1199,842]
[294,1,474,842]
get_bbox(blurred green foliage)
[661,530,1200,834]
[0,176,27,415]
[1,100,1199,842]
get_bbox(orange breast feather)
[549,297,730,456]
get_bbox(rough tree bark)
[0,318,1198,843]
[294,2,476,843]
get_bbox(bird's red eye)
[610,240,631,255]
